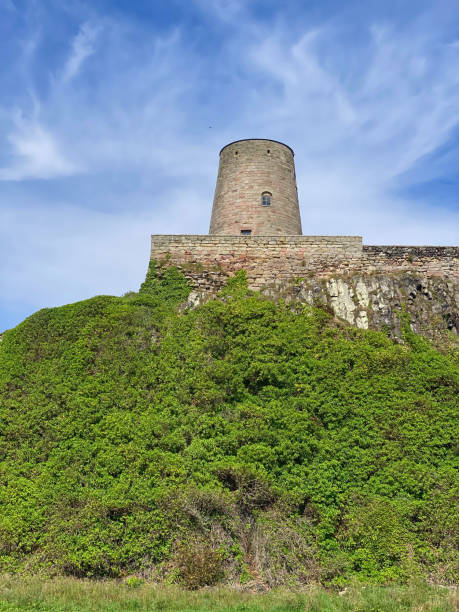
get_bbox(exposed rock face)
[168,268,457,342]
[262,274,457,340]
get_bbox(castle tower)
[209,139,302,236]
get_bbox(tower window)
[241,229,252,236]
[261,192,272,206]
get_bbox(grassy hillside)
[0,265,457,587]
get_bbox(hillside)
[0,265,457,588]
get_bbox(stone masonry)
[150,235,458,289]
[209,139,302,236]
[149,235,459,338]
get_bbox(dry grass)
[0,575,457,611]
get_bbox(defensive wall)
[150,235,459,290]
[149,235,458,338]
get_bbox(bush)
[0,264,457,584]
[175,535,225,589]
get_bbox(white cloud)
[248,20,459,172]
[0,117,78,180]
[0,185,211,316]
[62,21,99,83]
[242,15,459,242]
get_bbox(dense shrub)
[175,535,226,589]
[0,265,457,585]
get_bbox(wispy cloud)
[62,21,100,83]
[0,115,78,180]
[240,12,459,238]
[246,18,459,175]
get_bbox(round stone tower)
[209,139,302,236]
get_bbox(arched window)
[261,192,272,206]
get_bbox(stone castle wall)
[209,140,302,236]
[150,235,458,287]
[149,235,459,338]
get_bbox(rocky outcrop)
[161,264,458,342]
[263,274,457,341]
[173,271,456,344]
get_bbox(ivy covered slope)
[0,265,457,586]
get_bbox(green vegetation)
[0,264,457,588]
[0,576,457,612]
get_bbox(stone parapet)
[151,235,364,290]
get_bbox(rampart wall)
[150,235,458,289]
[149,235,458,339]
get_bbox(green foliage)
[124,576,144,589]
[135,261,191,314]
[0,265,458,586]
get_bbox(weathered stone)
[149,235,458,341]
[210,139,302,236]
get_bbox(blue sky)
[1,0,459,331]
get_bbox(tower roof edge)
[219,138,294,156]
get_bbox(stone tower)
[209,139,302,236]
